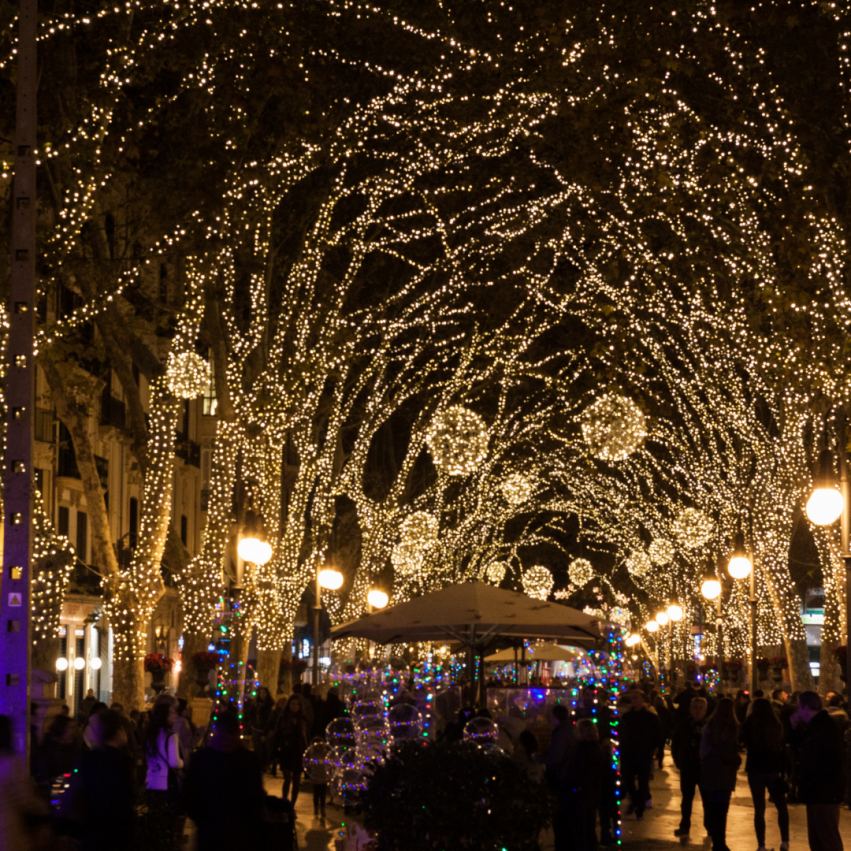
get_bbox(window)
[180,515,188,546]
[76,511,88,562]
[58,506,70,537]
[35,467,44,494]
[202,353,217,416]
[129,497,138,549]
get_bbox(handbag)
[159,732,183,806]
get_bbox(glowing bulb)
[55,657,68,671]
[626,634,640,646]
[74,656,85,670]
[701,578,722,601]
[318,568,344,590]
[655,612,669,627]
[91,657,102,670]
[667,604,683,622]
[238,536,272,565]
[728,556,753,580]
[806,488,844,526]
[367,589,389,609]
[645,620,659,633]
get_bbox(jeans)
[805,804,844,851]
[747,771,789,846]
[252,730,267,769]
[701,787,732,851]
[679,769,702,832]
[621,755,651,815]
[282,769,302,805]
[313,783,327,812]
[562,791,598,851]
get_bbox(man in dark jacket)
[673,682,697,724]
[543,704,576,851]
[670,696,707,838]
[620,689,663,820]
[790,691,845,851]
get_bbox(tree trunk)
[279,642,293,697]
[178,632,212,700]
[784,635,814,693]
[819,637,843,698]
[112,616,146,711]
[256,647,281,694]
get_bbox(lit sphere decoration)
[672,508,713,549]
[165,350,210,399]
[331,766,373,806]
[485,561,508,585]
[352,698,385,732]
[581,393,647,462]
[649,539,675,566]
[501,473,532,506]
[304,738,331,777]
[626,550,650,578]
[388,704,422,741]
[355,716,391,762]
[463,716,499,745]
[727,556,753,580]
[806,487,844,526]
[425,405,489,476]
[568,558,594,587]
[522,565,554,600]
[326,717,357,756]
[701,578,722,600]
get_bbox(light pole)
[655,610,670,691]
[667,603,684,688]
[727,534,755,690]
[806,438,851,691]
[701,577,723,674]
[315,567,343,685]
[366,588,388,665]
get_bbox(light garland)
[581,394,646,462]
[568,558,594,587]
[166,350,210,399]
[521,565,554,601]
[426,406,489,476]
[672,509,714,550]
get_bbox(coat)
[699,728,741,792]
[561,740,604,807]
[620,707,663,762]
[741,715,784,775]
[791,710,845,804]
[671,716,705,776]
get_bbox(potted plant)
[722,659,743,681]
[756,657,771,678]
[144,653,174,694]
[686,663,698,681]
[833,645,848,682]
[190,650,218,690]
[770,656,788,681]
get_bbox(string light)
[522,565,554,601]
[568,558,594,587]
[581,394,647,462]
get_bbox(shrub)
[362,739,550,851]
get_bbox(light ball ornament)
[701,578,722,601]
[672,508,714,549]
[626,549,650,578]
[501,473,532,506]
[581,393,647,462]
[568,558,594,587]
[425,405,489,476]
[165,350,210,399]
[649,539,675,566]
[522,565,554,600]
[667,604,684,622]
[727,556,753,580]
[485,561,508,585]
[55,657,68,672]
[645,620,659,633]
[806,488,844,526]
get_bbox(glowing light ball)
[388,703,422,741]
[318,568,344,590]
[701,578,722,601]
[672,508,713,549]
[55,657,68,671]
[522,565,554,600]
[626,550,650,578]
[355,717,391,762]
[367,589,389,608]
[238,536,272,565]
[645,620,659,633]
[326,717,357,758]
[666,604,684,622]
[649,539,675,566]
[352,698,384,732]
[485,561,508,585]
[463,716,499,745]
[304,738,331,779]
[568,558,594,587]
[806,488,844,526]
[501,473,532,506]
[426,405,489,475]
[165,350,210,399]
[581,394,646,462]
[727,556,753,580]
[331,766,373,806]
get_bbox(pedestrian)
[741,697,789,851]
[144,698,183,814]
[825,693,849,736]
[542,703,576,851]
[652,692,672,769]
[673,681,697,724]
[172,698,196,768]
[274,694,310,805]
[304,737,332,818]
[790,691,845,851]
[34,714,82,784]
[671,695,708,840]
[0,715,49,851]
[58,709,137,851]
[561,718,604,851]
[734,690,750,726]
[699,698,741,851]
[81,702,108,750]
[513,729,545,783]
[324,687,345,728]
[248,686,274,771]
[620,689,662,820]
[184,711,265,851]
[78,688,98,722]
[265,697,287,777]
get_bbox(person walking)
[304,737,332,818]
[0,715,49,851]
[184,711,265,851]
[741,697,790,851]
[790,691,845,851]
[248,686,275,771]
[542,703,576,851]
[274,695,310,806]
[561,718,604,851]
[671,695,707,840]
[620,689,662,820]
[144,699,183,814]
[699,698,741,851]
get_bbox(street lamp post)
[315,567,343,685]
[701,577,723,675]
[807,437,851,692]
[727,534,755,691]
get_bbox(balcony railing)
[100,393,126,430]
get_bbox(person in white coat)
[144,698,183,816]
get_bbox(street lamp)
[645,620,659,633]
[655,612,669,627]
[237,508,273,566]
[807,440,851,691]
[727,532,756,691]
[367,589,389,609]
[314,566,344,685]
[667,604,683,622]
[701,576,723,675]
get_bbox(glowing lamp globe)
[55,657,68,672]
[626,634,640,647]
[701,578,722,601]
[238,536,272,565]
[74,656,85,671]
[655,612,669,627]
[645,620,659,633]
[91,657,103,670]
[806,488,844,526]
[727,556,753,580]
[367,589,389,609]
[666,604,683,622]
[318,568,344,590]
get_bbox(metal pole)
[716,596,723,678]
[313,570,321,686]
[839,431,851,697]
[0,0,37,762]
[749,553,757,693]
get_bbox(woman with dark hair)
[273,695,309,805]
[144,699,183,810]
[247,686,275,772]
[699,698,742,851]
[741,698,789,851]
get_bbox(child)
[304,737,331,818]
